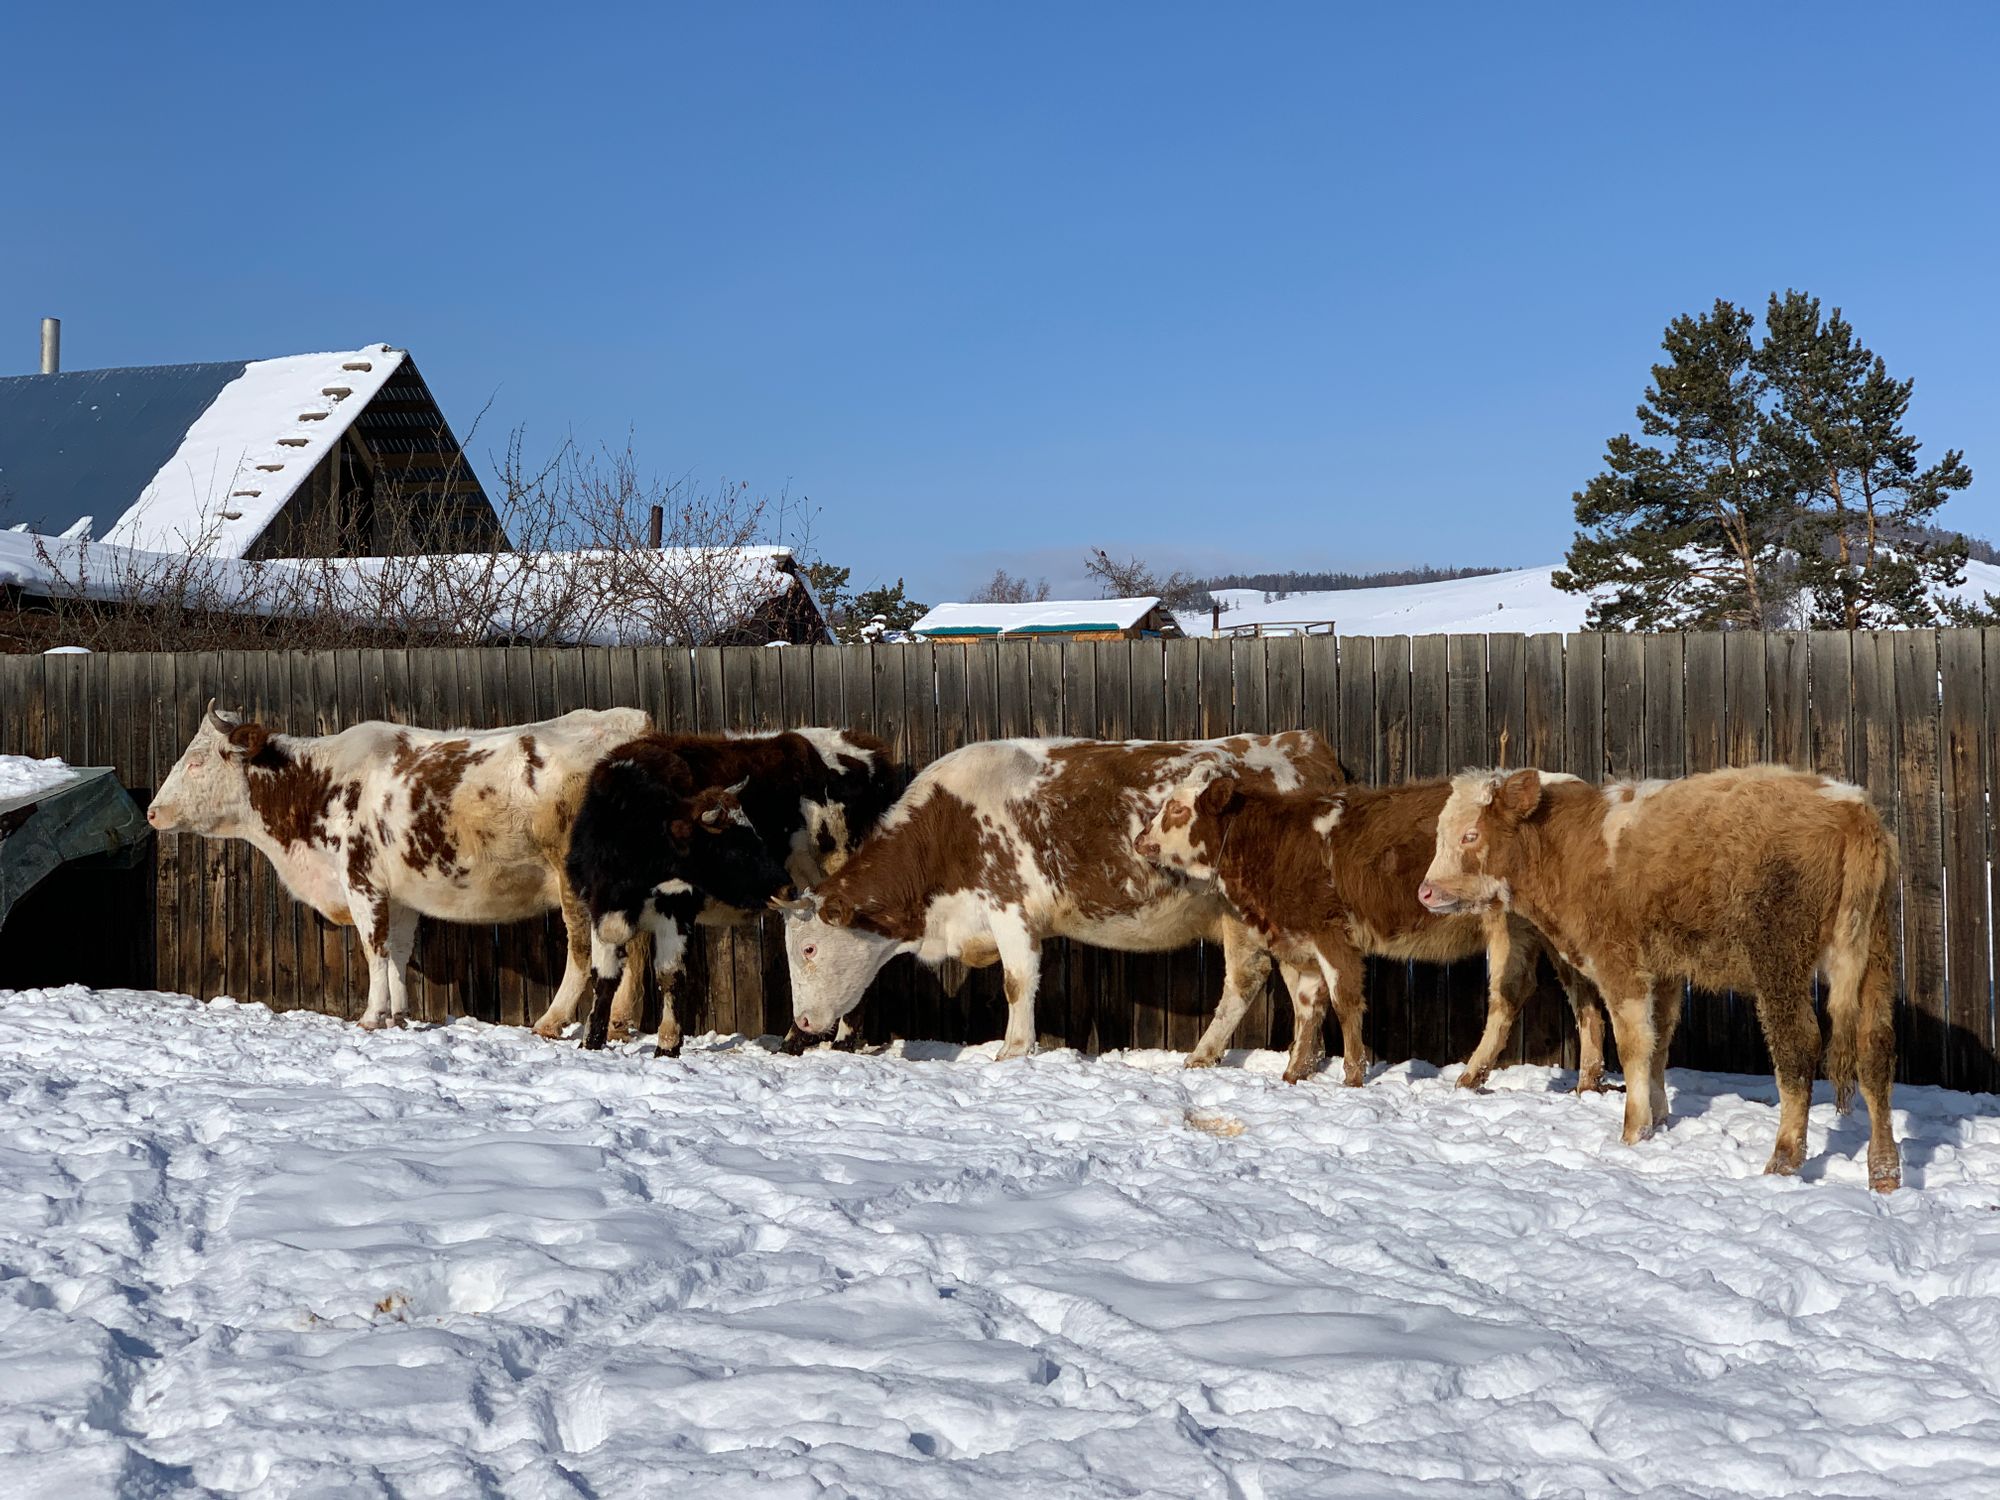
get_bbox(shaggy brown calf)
[1137,775,1603,1087]
[1418,766,1899,1191]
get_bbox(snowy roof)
[0,530,819,646]
[912,596,1178,637]
[0,345,473,559]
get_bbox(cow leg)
[1749,962,1820,1179]
[581,926,626,1052]
[1315,938,1368,1087]
[1278,960,1328,1085]
[1187,923,1273,1069]
[994,924,1042,1060]
[1552,954,1608,1094]
[607,926,650,1043]
[354,896,416,1030]
[1602,981,1658,1144]
[1648,984,1680,1127]
[648,916,691,1059]
[534,884,597,1039]
[1459,911,1535,1091]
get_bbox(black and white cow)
[543,728,898,1056]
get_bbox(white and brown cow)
[146,704,649,1029]
[780,733,1345,1057]
[1418,765,1900,1190]
[1136,773,1604,1089]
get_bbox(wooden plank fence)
[2,630,1995,1090]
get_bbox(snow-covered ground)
[6,986,2000,1497]
[1180,558,2000,638]
[0,754,78,803]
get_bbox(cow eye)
[1461,828,1479,844]
[803,943,817,959]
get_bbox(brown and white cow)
[147,704,649,1030]
[779,733,1345,1057]
[1137,774,1604,1088]
[1418,765,1900,1190]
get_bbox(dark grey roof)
[0,362,250,538]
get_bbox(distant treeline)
[1196,564,1508,597]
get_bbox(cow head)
[1418,768,1543,914]
[1135,773,1237,879]
[667,778,795,912]
[777,890,899,1038]
[147,702,275,834]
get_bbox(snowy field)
[1180,556,2000,638]
[6,988,2000,1497]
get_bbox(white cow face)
[1134,774,1230,880]
[147,704,267,835]
[781,896,899,1037]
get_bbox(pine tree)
[1757,290,1974,629]
[1554,301,1790,629]
[850,578,928,636]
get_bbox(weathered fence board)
[4,630,1996,1090]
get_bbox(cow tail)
[1823,816,1896,1113]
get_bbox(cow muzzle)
[1417,880,1468,914]
[792,1011,822,1036]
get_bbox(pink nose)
[793,1013,820,1035]
[146,808,162,827]
[1417,881,1441,908]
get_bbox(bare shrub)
[968,568,1051,604]
[1084,548,1212,611]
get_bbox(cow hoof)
[606,1020,637,1043]
[1184,1052,1221,1071]
[1869,1156,1902,1193]
[1456,1067,1490,1092]
[1575,1070,1608,1095]
[1282,1064,1317,1086]
[532,1021,564,1040]
[831,1032,861,1054]
[654,1041,682,1061]
[995,1043,1033,1061]
[1342,1063,1367,1088]
[358,1016,386,1032]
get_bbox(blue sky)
[3,2,1994,601]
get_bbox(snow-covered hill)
[1179,558,2000,638]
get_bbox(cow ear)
[224,722,269,760]
[693,786,740,832]
[819,894,855,927]
[1197,776,1239,815]
[1496,768,1542,820]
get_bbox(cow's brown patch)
[245,741,341,850]
[520,735,544,790]
[393,737,494,876]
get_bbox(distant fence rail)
[1,630,1994,1090]
[1216,619,1339,639]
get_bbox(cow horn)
[724,776,750,798]
[205,698,234,733]
[768,894,813,915]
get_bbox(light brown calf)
[1137,775,1604,1089]
[1418,765,1899,1191]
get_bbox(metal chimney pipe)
[40,317,60,374]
